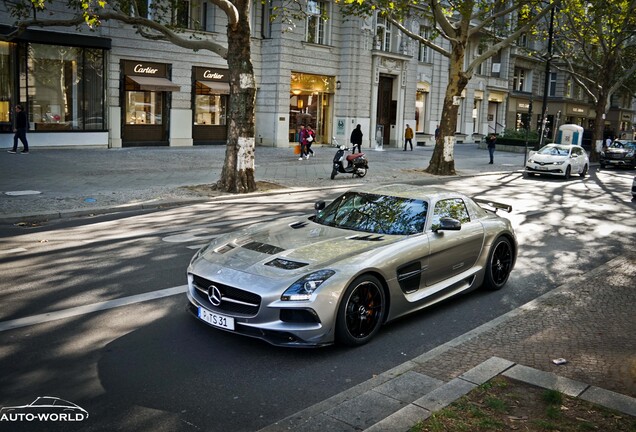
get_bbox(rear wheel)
[579,164,588,177]
[336,275,385,346]
[483,237,513,291]
[356,167,368,178]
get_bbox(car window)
[431,198,470,230]
[315,192,428,235]
[538,145,570,156]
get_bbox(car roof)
[360,184,463,201]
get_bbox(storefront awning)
[129,76,181,92]
[199,81,231,94]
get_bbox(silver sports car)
[186,185,517,347]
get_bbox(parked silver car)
[186,185,517,347]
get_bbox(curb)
[258,256,635,432]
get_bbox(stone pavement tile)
[286,413,357,432]
[580,386,636,417]
[503,364,589,397]
[325,389,406,430]
[363,404,431,432]
[373,370,444,403]
[412,377,476,412]
[459,356,515,385]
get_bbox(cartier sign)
[194,66,229,82]
[134,64,159,75]
[203,70,224,80]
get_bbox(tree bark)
[217,0,257,193]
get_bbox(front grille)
[192,274,261,316]
[606,154,626,160]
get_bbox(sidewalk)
[0,143,524,222]
[2,143,634,431]
[260,255,635,431]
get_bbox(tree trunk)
[426,42,469,176]
[590,95,608,162]
[217,0,257,193]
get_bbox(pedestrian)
[434,125,440,140]
[9,104,29,154]
[605,136,613,148]
[350,124,363,153]
[305,125,316,158]
[486,133,497,164]
[298,125,308,161]
[404,124,414,151]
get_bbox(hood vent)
[242,241,285,255]
[215,244,236,254]
[347,234,385,242]
[289,221,308,229]
[265,258,309,270]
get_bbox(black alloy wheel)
[483,237,513,291]
[336,275,385,346]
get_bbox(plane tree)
[549,0,636,158]
[340,0,558,175]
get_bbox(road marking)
[0,248,28,254]
[0,285,187,333]
[5,190,42,196]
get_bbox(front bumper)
[525,164,568,176]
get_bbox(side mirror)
[434,217,461,232]
[314,201,326,214]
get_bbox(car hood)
[194,216,403,277]
[529,153,568,163]
[605,148,631,155]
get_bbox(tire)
[335,275,385,346]
[579,164,588,177]
[564,165,571,180]
[356,167,368,178]
[483,237,513,291]
[600,163,605,169]
[330,168,338,180]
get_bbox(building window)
[513,67,530,92]
[517,33,527,48]
[24,43,105,131]
[418,26,430,63]
[306,1,329,45]
[376,15,392,52]
[565,77,572,97]
[261,0,272,38]
[549,72,557,96]
[125,80,163,126]
[173,0,191,27]
[199,1,215,32]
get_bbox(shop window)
[25,44,105,131]
[0,42,12,128]
[415,90,427,133]
[194,87,227,126]
[125,83,163,125]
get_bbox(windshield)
[537,145,572,156]
[610,141,636,150]
[314,192,428,235]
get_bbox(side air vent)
[347,234,385,242]
[242,241,285,255]
[265,258,309,270]
[289,221,308,229]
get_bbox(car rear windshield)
[314,192,428,235]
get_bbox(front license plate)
[536,165,549,171]
[198,307,235,330]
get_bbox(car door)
[425,198,485,287]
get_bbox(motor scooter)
[330,138,369,180]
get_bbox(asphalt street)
[0,143,634,432]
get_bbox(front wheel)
[483,237,513,291]
[335,275,385,346]
[564,165,571,180]
[330,167,338,180]
[579,164,588,177]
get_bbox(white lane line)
[0,248,28,254]
[0,285,188,333]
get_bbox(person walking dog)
[9,104,29,154]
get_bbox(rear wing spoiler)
[473,198,512,213]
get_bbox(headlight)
[527,158,534,164]
[627,151,635,157]
[553,161,564,165]
[281,270,336,301]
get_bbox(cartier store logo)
[203,70,224,80]
[134,64,159,74]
